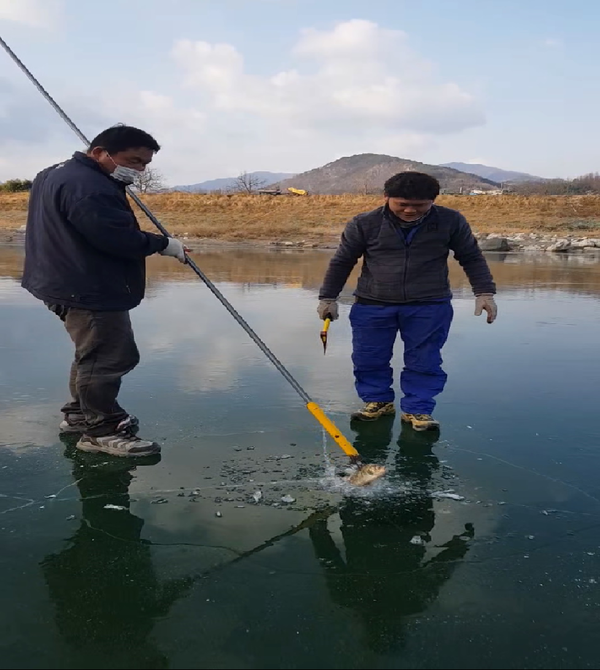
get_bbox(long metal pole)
[0,35,363,462]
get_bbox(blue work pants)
[349,302,453,415]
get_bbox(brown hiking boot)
[351,402,396,422]
[401,413,440,432]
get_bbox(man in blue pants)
[317,172,497,431]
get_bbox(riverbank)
[2,192,600,252]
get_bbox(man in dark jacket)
[22,124,187,457]
[317,171,497,431]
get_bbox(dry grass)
[2,192,600,241]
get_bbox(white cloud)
[172,19,484,137]
[104,88,207,148]
[0,0,63,29]
[0,18,485,185]
[0,81,207,182]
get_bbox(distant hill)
[273,154,498,195]
[441,162,542,184]
[173,171,296,193]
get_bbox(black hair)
[384,171,440,200]
[88,123,160,154]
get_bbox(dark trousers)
[47,306,140,436]
[349,301,453,415]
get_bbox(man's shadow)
[39,439,193,669]
[309,418,475,655]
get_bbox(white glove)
[475,294,497,324]
[317,299,339,321]
[160,238,187,263]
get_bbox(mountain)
[440,162,542,184]
[273,154,498,195]
[173,171,296,193]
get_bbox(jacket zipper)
[393,222,415,303]
[403,245,409,302]
[386,210,427,302]
[402,222,429,301]
[383,207,438,303]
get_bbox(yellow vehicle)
[287,187,308,196]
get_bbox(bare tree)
[132,168,166,194]
[231,171,268,194]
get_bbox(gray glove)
[160,238,187,263]
[475,294,497,324]
[317,299,339,321]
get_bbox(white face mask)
[111,164,139,185]
[107,153,142,185]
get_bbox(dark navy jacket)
[319,205,496,303]
[21,152,168,311]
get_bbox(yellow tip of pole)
[306,402,359,459]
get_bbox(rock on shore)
[475,233,600,254]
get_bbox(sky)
[0,0,598,185]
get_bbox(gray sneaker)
[60,414,139,435]
[76,431,159,457]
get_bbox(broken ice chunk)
[432,491,465,501]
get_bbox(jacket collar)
[71,151,127,191]
[383,203,438,229]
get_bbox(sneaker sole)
[350,408,396,421]
[76,442,161,458]
[401,417,440,432]
[351,414,378,422]
[351,409,396,422]
[60,426,85,434]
